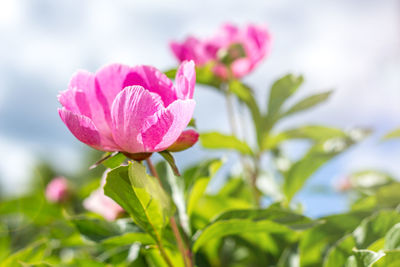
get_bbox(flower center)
[217,43,247,65]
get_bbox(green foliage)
[104,162,174,241]
[200,132,253,155]
[3,64,398,267]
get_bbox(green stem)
[146,158,193,267]
[221,82,261,206]
[222,82,239,137]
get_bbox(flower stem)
[222,82,239,137]
[146,158,193,267]
[221,82,261,207]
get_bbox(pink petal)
[170,37,212,66]
[110,86,164,153]
[231,58,252,78]
[141,99,196,151]
[126,65,177,106]
[167,129,199,152]
[175,60,196,100]
[67,70,112,138]
[58,87,91,118]
[59,108,119,151]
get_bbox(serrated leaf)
[200,132,253,155]
[281,90,332,118]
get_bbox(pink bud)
[45,177,69,203]
[83,188,124,221]
[83,170,124,221]
[167,129,199,152]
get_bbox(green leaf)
[192,207,315,252]
[374,250,400,267]
[200,132,253,155]
[384,223,400,250]
[102,152,126,169]
[324,235,357,267]
[283,134,357,201]
[353,210,400,249]
[263,125,346,150]
[0,224,10,261]
[266,74,304,122]
[156,161,190,235]
[104,163,174,241]
[0,240,47,267]
[187,177,211,216]
[182,158,223,192]
[281,90,333,118]
[383,128,400,140]
[71,217,127,242]
[159,150,181,176]
[347,249,385,267]
[101,232,155,247]
[351,183,400,211]
[300,211,370,267]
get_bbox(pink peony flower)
[335,176,352,192]
[58,61,197,158]
[46,177,69,203]
[170,23,271,79]
[83,171,124,221]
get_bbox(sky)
[0,0,399,216]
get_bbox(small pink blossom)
[170,23,271,79]
[83,171,124,221]
[45,177,69,203]
[58,61,197,156]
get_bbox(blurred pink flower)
[170,23,271,79]
[83,171,124,221]
[335,176,352,192]
[46,177,69,203]
[58,61,197,157]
